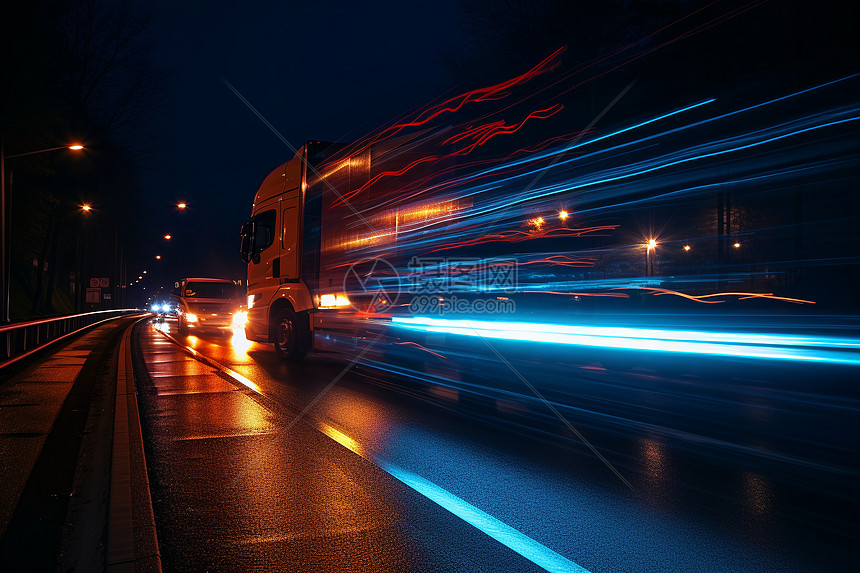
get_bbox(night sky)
[6,0,851,311]
[139,1,459,293]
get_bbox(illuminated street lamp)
[164,234,172,240]
[558,210,569,221]
[155,255,161,260]
[645,238,658,276]
[4,144,85,159]
[2,141,86,322]
[81,204,92,212]
[683,244,691,251]
[733,242,741,248]
[177,202,187,209]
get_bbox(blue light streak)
[392,317,860,365]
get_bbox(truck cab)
[239,145,317,359]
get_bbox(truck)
[239,127,590,364]
[239,138,426,361]
[238,63,828,366]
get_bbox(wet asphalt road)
[132,317,857,572]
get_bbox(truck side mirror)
[239,222,252,263]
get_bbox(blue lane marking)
[317,422,590,572]
[376,458,592,573]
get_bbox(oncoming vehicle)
[171,278,247,334]
[150,300,173,320]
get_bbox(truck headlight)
[232,311,248,327]
[185,313,198,323]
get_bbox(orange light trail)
[523,291,631,298]
[516,255,596,268]
[637,287,816,305]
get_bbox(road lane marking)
[153,323,592,572]
[318,422,591,573]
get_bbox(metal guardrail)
[0,309,145,369]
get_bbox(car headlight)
[232,311,248,327]
[151,304,160,312]
[185,313,198,323]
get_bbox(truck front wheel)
[273,307,309,361]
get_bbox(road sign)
[86,288,101,303]
[90,277,110,288]
[89,278,100,288]
[99,278,110,288]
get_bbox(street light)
[645,238,657,276]
[4,144,85,159]
[2,141,86,322]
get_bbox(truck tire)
[273,307,309,361]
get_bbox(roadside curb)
[107,324,161,572]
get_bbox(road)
[131,316,857,572]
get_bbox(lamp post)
[645,238,657,277]
[83,202,186,310]
[1,141,85,322]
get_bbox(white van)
[170,278,246,334]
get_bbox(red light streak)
[393,341,448,359]
[442,104,565,156]
[334,155,438,207]
[427,225,618,253]
[350,47,566,155]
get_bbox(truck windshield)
[184,282,240,299]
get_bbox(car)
[170,278,246,334]
[150,300,176,320]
